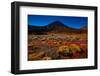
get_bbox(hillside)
[28,21,87,34]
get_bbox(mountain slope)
[28,21,87,34]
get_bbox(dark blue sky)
[28,15,88,29]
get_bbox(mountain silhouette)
[46,21,75,30]
[28,21,87,34]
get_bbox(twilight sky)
[28,15,88,29]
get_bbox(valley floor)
[28,33,87,61]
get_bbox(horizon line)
[28,21,87,29]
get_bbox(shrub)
[58,45,69,53]
[69,44,81,53]
[58,45,73,57]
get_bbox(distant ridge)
[28,21,87,34]
[81,25,87,30]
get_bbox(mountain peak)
[50,21,65,26]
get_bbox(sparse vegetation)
[28,22,87,61]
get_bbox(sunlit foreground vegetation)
[28,32,87,61]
